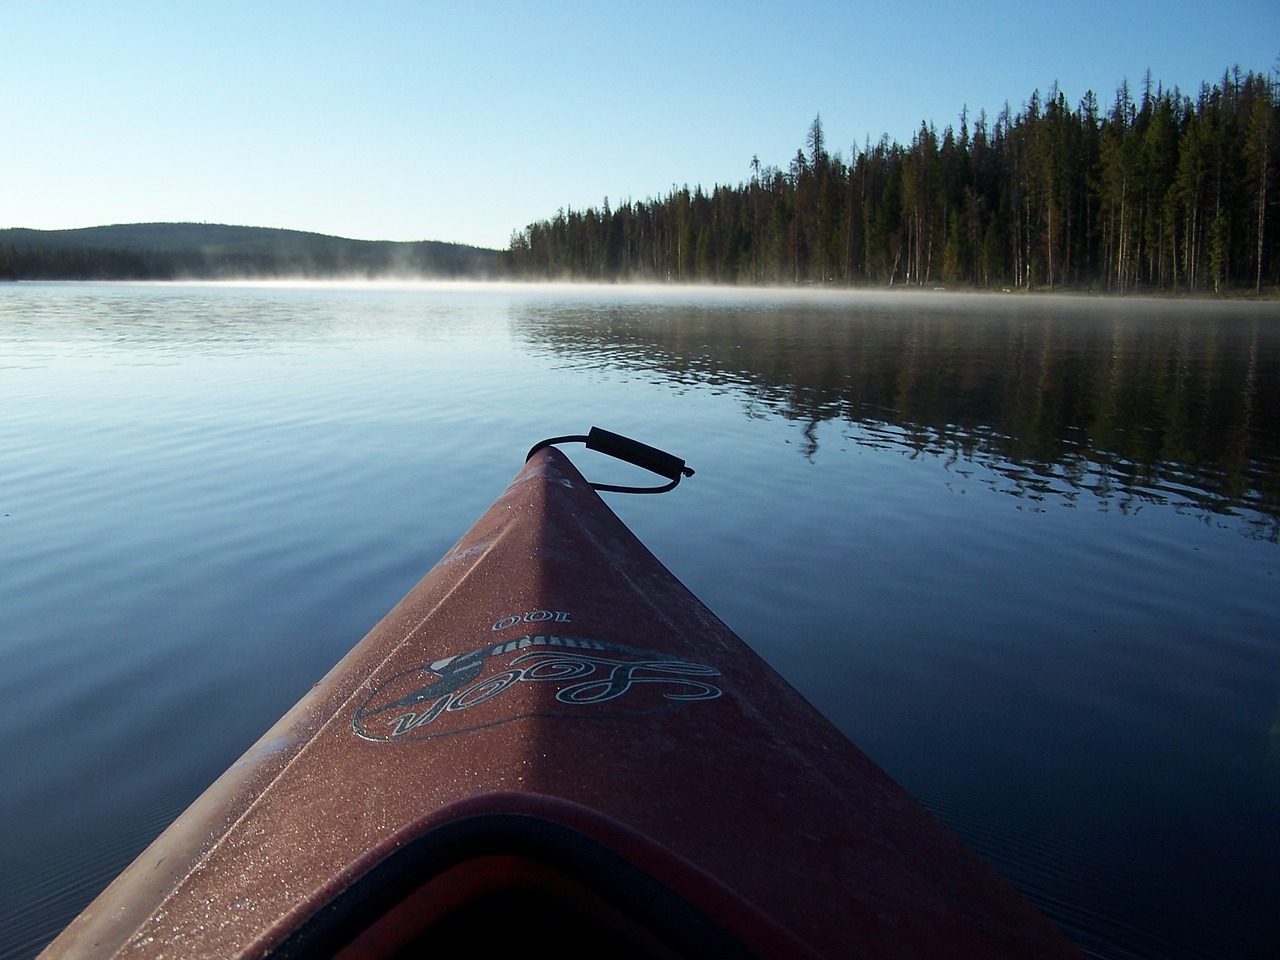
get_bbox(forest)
[504,68,1280,294]
[0,224,499,281]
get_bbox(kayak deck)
[40,445,1085,959]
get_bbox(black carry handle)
[526,427,695,494]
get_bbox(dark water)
[1,282,1277,960]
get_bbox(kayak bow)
[40,432,1085,959]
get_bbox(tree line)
[0,224,500,281]
[505,67,1280,294]
[0,244,496,281]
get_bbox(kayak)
[40,430,1085,959]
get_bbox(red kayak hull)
[40,447,1084,959]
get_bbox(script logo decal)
[353,635,722,742]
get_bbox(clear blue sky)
[3,1,1276,250]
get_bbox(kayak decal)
[353,635,722,742]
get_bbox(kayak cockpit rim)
[266,811,764,960]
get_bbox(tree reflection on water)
[517,294,1280,539]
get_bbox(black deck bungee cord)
[526,427,695,494]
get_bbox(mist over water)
[2,282,1277,960]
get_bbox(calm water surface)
[1,282,1277,960]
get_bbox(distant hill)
[0,223,501,280]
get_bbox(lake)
[1,281,1277,960]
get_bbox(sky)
[3,1,1276,250]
